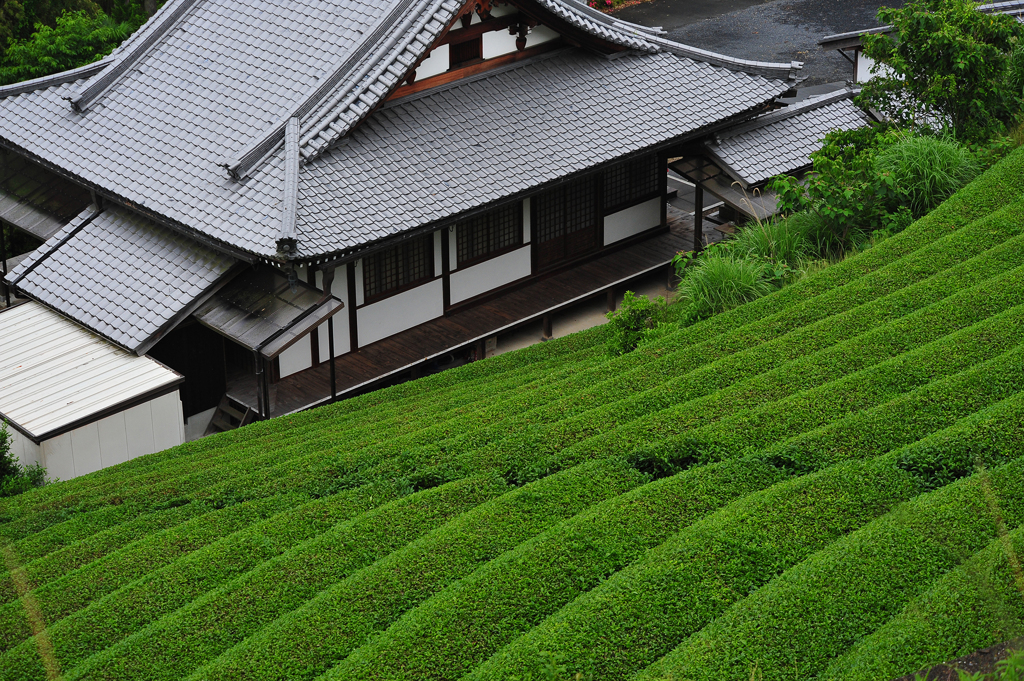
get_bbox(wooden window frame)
[361,234,436,306]
[601,154,662,216]
[455,203,524,269]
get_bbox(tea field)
[2,149,1024,680]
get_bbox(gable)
[390,1,566,100]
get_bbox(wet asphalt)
[614,0,905,85]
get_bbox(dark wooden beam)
[388,40,563,101]
[439,14,519,46]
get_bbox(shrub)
[731,217,810,269]
[676,249,774,319]
[875,135,980,217]
[0,421,48,498]
[605,291,666,356]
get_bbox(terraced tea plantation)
[3,150,1024,681]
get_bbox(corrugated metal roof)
[0,301,181,440]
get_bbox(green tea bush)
[820,529,1024,681]
[605,291,667,356]
[185,459,644,681]
[637,458,1024,681]
[469,382,1024,681]
[321,459,784,681]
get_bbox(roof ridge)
[222,0,425,180]
[278,117,300,259]
[69,0,205,113]
[0,58,112,100]
[714,88,858,140]
[647,35,802,80]
[297,0,461,160]
[5,205,101,287]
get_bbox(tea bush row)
[638,457,1024,680]
[820,527,1024,681]
[467,380,1024,681]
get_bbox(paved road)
[615,0,904,85]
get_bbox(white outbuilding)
[0,301,184,481]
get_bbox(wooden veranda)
[226,208,722,418]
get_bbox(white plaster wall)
[856,52,895,83]
[358,279,444,346]
[450,245,531,304]
[416,44,450,79]
[7,429,41,468]
[316,264,351,359]
[184,406,216,442]
[483,26,520,59]
[33,391,184,481]
[603,197,662,246]
[278,339,313,378]
[483,22,559,59]
[355,259,365,306]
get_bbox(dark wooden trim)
[21,382,184,444]
[307,266,320,366]
[360,235,437,306]
[449,222,665,314]
[439,14,518,46]
[659,150,669,228]
[388,40,562,100]
[602,190,664,218]
[441,226,451,309]
[453,206,525,270]
[347,261,358,351]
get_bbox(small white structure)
[0,302,184,481]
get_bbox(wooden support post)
[327,316,337,402]
[0,223,8,308]
[253,351,265,420]
[666,262,676,290]
[606,288,616,313]
[694,184,704,253]
[542,314,553,340]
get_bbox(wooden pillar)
[253,351,265,419]
[606,288,616,313]
[327,316,337,402]
[542,314,553,340]
[347,263,358,352]
[441,227,451,310]
[694,184,704,253]
[0,222,8,308]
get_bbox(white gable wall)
[5,391,184,482]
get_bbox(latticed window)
[457,204,521,266]
[362,234,433,302]
[535,175,597,243]
[603,155,661,210]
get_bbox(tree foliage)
[858,0,1023,141]
[0,2,145,85]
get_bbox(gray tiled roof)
[705,89,872,187]
[295,48,788,257]
[5,206,235,353]
[0,0,799,262]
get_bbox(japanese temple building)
[0,0,816,477]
